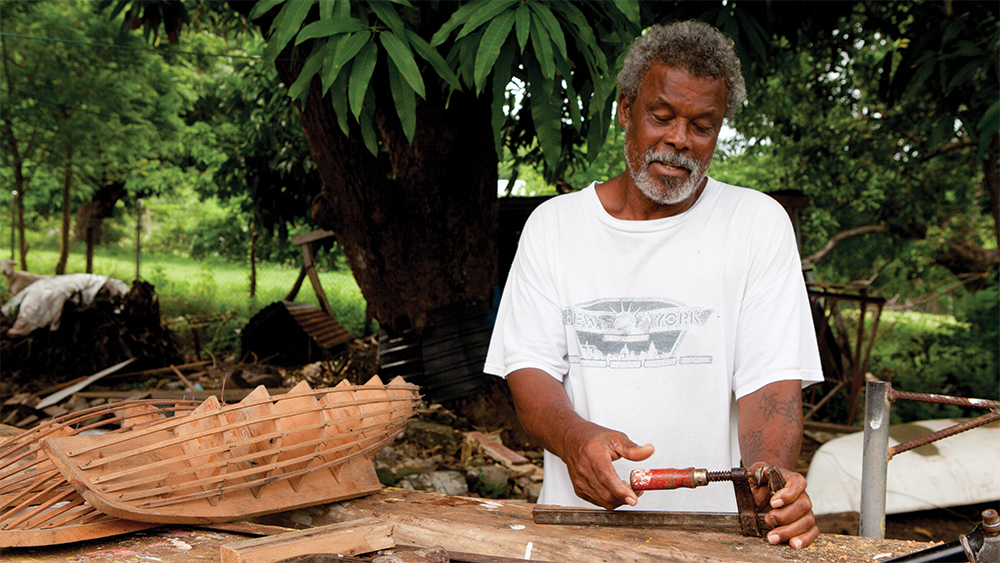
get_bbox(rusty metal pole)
[860,380,891,538]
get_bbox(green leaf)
[491,43,517,158]
[369,1,407,40]
[359,109,379,155]
[387,59,416,143]
[321,35,342,93]
[431,1,489,46]
[381,31,425,99]
[288,42,325,102]
[527,3,567,61]
[318,0,335,20]
[335,0,351,18]
[329,65,351,135]
[587,95,615,163]
[407,30,460,90]
[554,55,581,128]
[249,0,286,21]
[296,18,365,44]
[945,61,980,96]
[527,62,561,172]
[268,0,316,61]
[976,99,999,163]
[331,30,372,77]
[550,2,606,74]
[515,5,531,53]
[530,15,555,80]
[455,0,516,42]
[349,39,378,119]
[474,10,516,93]
[612,0,640,25]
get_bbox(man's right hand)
[506,369,654,510]
[561,418,655,509]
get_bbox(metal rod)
[888,389,1000,409]
[889,410,1000,459]
[860,380,890,538]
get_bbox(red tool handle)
[629,467,705,491]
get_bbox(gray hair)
[617,21,746,120]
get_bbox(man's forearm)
[736,380,803,469]
[506,368,584,458]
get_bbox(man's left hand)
[748,463,819,549]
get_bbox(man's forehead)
[636,64,726,109]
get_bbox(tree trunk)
[56,144,73,275]
[984,131,999,251]
[5,125,29,271]
[273,54,498,334]
[250,213,258,298]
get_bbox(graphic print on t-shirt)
[563,298,713,369]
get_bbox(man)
[484,21,823,549]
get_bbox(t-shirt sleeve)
[731,199,824,399]
[484,211,569,381]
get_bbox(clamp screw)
[982,509,1000,535]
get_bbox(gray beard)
[625,134,712,206]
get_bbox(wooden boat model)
[43,375,420,524]
[0,400,202,547]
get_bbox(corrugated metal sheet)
[282,301,354,350]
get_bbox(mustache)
[643,148,699,172]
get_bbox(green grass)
[2,243,370,356]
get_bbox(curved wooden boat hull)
[43,375,420,524]
[0,400,201,547]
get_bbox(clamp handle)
[630,467,709,491]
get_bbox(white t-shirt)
[484,178,823,511]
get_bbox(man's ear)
[617,91,631,130]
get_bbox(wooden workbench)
[259,488,935,563]
[2,489,935,563]
[0,526,251,563]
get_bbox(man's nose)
[660,120,691,152]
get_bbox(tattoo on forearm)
[761,390,800,423]
[741,429,765,464]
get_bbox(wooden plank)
[72,389,291,402]
[35,358,137,409]
[300,240,334,317]
[220,517,394,563]
[1,526,252,562]
[299,488,933,563]
[463,431,529,467]
[291,229,337,246]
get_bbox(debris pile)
[0,280,180,390]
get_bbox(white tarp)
[1,274,130,336]
[807,418,1000,515]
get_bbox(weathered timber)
[285,488,934,563]
[220,517,394,563]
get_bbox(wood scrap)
[170,364,197,390]
[371,546,447,563]
[220,517,394,563]
[463,431,529,467]
[34,357,137,410]
[72,388,290,402]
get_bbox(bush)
[869,291,998,423]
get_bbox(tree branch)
[802,224,888,268]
